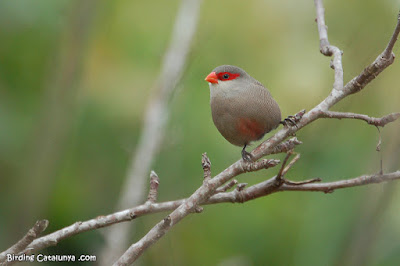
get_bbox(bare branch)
[314,0,343,90]
[116,167,400,265]
[16,157,278,258]
[0,220,48,263]
[3,3,398,265]
[280,171,400,193]
[9,169,399,262]
[112,5,400,263]
[344,13,400,96]
[321,111,400,127]
[146,171,160,204]
[241,159,280,172]
[19,202,185,257]
[270,137,302,154]
[314,0,329,54]
[281,154,322,186]
[114,156,281,264]
[276,152,293,183]
[281,153,301,176]
[209,171,400,203]
[215,179,238,193]
[383,11,400,59]
[250,1,400,163]
[283,178,322,186]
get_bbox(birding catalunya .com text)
[6,253,97,263]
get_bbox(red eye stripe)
[217,72,240,81]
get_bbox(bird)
[205,65,282,162]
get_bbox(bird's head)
[205,65,247,85]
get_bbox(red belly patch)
[237,118,264,140]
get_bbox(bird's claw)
[280,116,298,128]
[280,110,306,129]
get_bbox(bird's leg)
[241,144,254,162]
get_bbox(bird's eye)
[223,74,229,79]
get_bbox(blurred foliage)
[0,0,400,265]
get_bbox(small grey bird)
[205,65,281,161]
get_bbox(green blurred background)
[1,0,400,265]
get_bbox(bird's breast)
[236,117,265,140]
[209,82,281,146]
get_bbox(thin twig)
[146,171,160,204]
[209,171,400,202]
[281,153,301,176]
[383,11,400,59]
[270,137,302,154]
[321,111,400,127]
[376,126,383,175]
[279,154,322,185]
[0,220,48,263]
[215,179,238,193]
[314,0,329,54]
[284,178,322,186]
[314,0,343,90]
[344,13,400,96]
[276,152,293,183]
[280,172,400,193]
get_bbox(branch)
[113,4,400,262]
[321,111,400,127]
[241,159,280,172]
[9,168,400,262]
[383,12,400,59]
[275,152,293,183]
[3,2,399,264]
[114,155,281,264]
[280,171,400,193]
[344,12,400,96]
[209,171,400,203]
[146,171,160,204]
[0,220,48,263]
[11,158,275,259]
[270,137,302,154]
[250,1,399,162]
[281,153,301,176]
[115,168,400,265]
[314,0,343,90]
[215,179,238,193]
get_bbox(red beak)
[205,72,218,84]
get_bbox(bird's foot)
[241,149,254,162]
[280,110,306,129]
[280,116,298,128]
